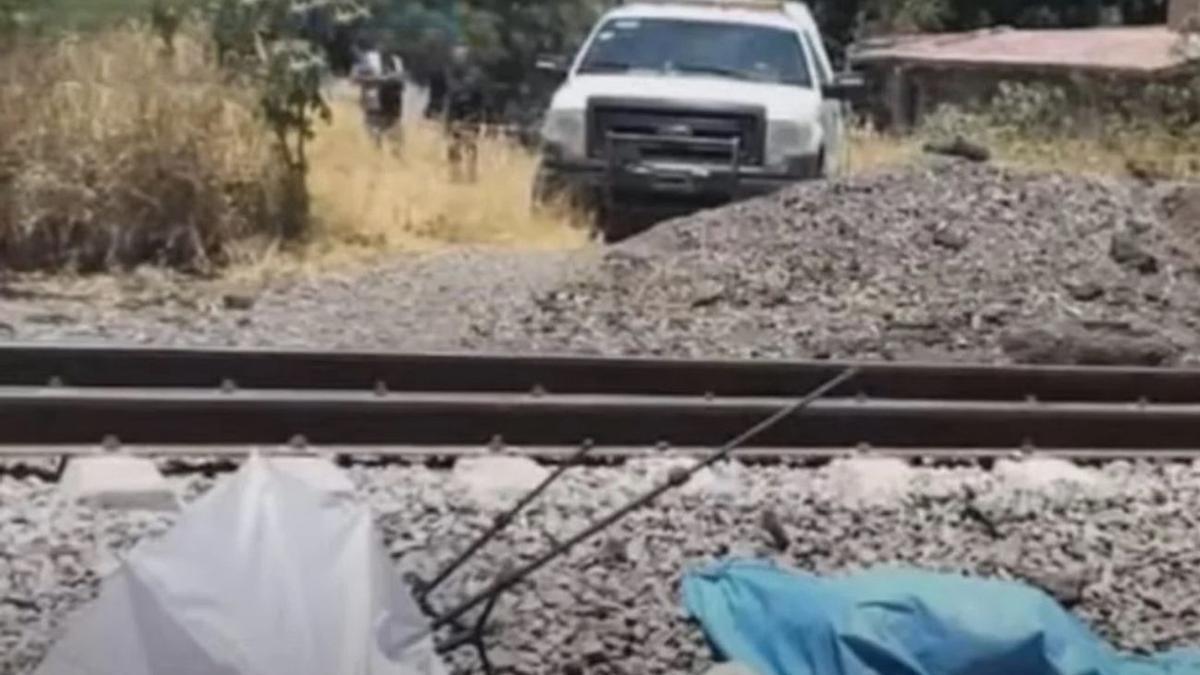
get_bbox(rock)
[452,455,550,507]
[1074,333,1176,366]
[1125,157,1169,183]
[1063,279,1104,302]
[994,459,1109,494]
[932,227,969,252]
[1000,323,1177,366]
[58,456,179,511]
[923,137,991,162]
[221,292,256,311]
[691,282,725,308]
[759,509,790,552]
[24,312,74,326]
[578,637,608,666]
[1017,567,1090,609]
[485,647,519,670]
[976,302,1012,325]
[1162,184,1200,248]
[1109,232,1159,274]
[823,458,913,506]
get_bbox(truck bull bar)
[602,130,743,209]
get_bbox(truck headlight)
[541,109,586,159]
[766,120,816,168]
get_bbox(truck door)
[800,30,844,176]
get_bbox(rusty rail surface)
[2,343,1200,454]
[4,341,1200,400]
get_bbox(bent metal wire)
[415,367,859,673]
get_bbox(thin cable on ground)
[425,366,859,654]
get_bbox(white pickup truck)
[535,0,859,233]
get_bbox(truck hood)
[551,74,822,121]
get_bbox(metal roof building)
[848,0,1200,128]
[853,25,1189,74]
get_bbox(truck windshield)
[577,17,812,87]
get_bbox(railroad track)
[3,342,1200,457]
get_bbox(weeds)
[845,117,919,173]
[859,79,1200,180]
[0,2,586,275]
[0,24,291,272]
[0,0,36,47]
[304,97,589,257]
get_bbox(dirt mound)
[477,161,1200,363]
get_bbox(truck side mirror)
[536,54,569,75]
[823,72,866,101]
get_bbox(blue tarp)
[681,560,1200,675]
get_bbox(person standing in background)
[351,36,406,148]
[441,44,486,182]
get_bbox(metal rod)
[472,591,502,675]
[420,441,597,598]
[428,367,858,632]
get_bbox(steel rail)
[2,341,1199,402]
[4,387,1200,448]
[4,445,1200,460]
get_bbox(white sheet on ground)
[35,455,445,675]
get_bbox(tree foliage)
[811,0,1166,62]
[374,0,602,81]
[202,0,368,234]
[370,0,605,120]
[208,0,368,165]
[364,0,1167,108]
[0,0,37,47]
[846,0,1171,51]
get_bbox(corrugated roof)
[851,25,1191,73]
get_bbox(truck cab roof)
[609,1,815,32]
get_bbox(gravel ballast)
[3,162,1200,366]
[0,249,585,351]
[5,459,1200,674]
[477,162,1200,363]
[6,162,1200,675]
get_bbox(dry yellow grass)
[0,23,587,276]
[986,133,1200,179]
[846,120,1200,181]
[0,23,288,272]
[845,123,920,174]
[304,100,591,257]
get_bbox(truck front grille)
[587,98,766,166]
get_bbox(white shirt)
[356,50,404,78]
